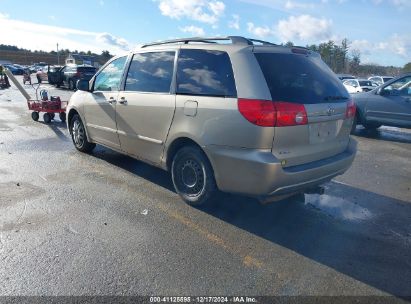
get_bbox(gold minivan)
[67,36,357,206]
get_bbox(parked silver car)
[368,76,394,86]
[66,36,357,206]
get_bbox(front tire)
[69,79,76,91]
[70,114,95,153]
[31,112,39,121]
[171,146,218,206]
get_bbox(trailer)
[4,69,67,123]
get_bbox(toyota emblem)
[326,107,335,115]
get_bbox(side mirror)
[77,79,90,92]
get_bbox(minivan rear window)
[255,53,349,104]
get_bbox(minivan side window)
[94,56,127,91]
[176,49,237,97]
[125,51,175,93]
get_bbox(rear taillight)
[275,101,308,127]
[238,99,308,127]
[238,99,276,127]
[346,99,356,119]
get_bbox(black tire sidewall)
[71,115,85,150]
[43,113,51,123]
[350,115,357,134]
[70,114,95,153]
[69,80,75,91]
[171,146,217,206]
[364,122,381,130]
[59,112,66,122]
[31,112,39,121]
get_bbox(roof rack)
[141,36,277,48]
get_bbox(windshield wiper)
[323,95,349,101]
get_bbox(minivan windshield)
[255,52,350,104]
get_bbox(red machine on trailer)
[5,69,67,124]
[27,87,67,123]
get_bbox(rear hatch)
[254,50,352,167]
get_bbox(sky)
[0,0,410,67]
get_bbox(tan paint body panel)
[83,91,121,150]
[66,42,356,198]
[116,92,176,164]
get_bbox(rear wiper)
[323,95,349,101]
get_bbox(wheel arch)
[165,137,216,177]
[165,137,200,171]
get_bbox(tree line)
[1,42,410,76]
[0,45,113,65]
[284,38,408,77]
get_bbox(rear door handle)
[119,97,127,105]
[108,97,116,104]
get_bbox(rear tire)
[364,122,381,131]
[70,114,95,153]
[350,114,358,134]
[59,112,66,122]
[171,145,218,207]
[69,79,76,91]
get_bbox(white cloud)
[179,25,205,36]
[247,22,275,38]
[156,0,225,25]
[228,14,240,30]
[0,14,131,54]
[352,34,410,58]
[96,33,129,50]
[350,34,410,65]
[377,34,410,57]
[284,1,315,9]
[277,15,332,42]
[209,1,225,16]
[350,39,373,55]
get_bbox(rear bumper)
[204,138,357,197]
